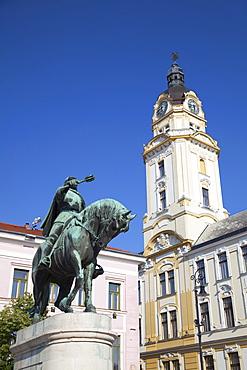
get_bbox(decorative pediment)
[160,353,179,359]
[225,346,238,353]
[146,134,168,150]
[192,132,219,149]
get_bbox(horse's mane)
[64,198,128,230]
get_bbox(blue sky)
[1,0,247,253]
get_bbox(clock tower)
[142,54,228,255]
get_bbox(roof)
[0,222,43,236]
[164,84,191,104]
[193,210,247,248]
[0,222,144,258]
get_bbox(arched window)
[200,159,206,174]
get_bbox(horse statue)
[29,198,135,323]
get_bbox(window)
[200,302,210,332]
[168,270,175,294]
[161,312,168,340]
[159,270,175,296]
[200,159,206,174]
[160,190,167,209]
[229,352,240,370]
[11,269,28,298]
[158,160,165,177]
[163,360,179,370]
[173,360,179,370]
[202,187,209,206]
[242,246,247,271]
[218,252,229,279]
[164,362,170,370]
[223,297,235,328]
[160,273,167,296]
[108,283,120,310]
[204,355,214,370]
[112,336,120,370]
[170,310,178,338]
[139,318,142,345]
[138,281,141,304]
[196,260,206,284]
[49,283,59,303]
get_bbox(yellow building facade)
[139,55,247,369]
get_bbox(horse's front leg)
[59,250,83,313]
[84,262,96,313]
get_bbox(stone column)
[11,313,117,370]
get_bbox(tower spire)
[167,52,185,88]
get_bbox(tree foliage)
[0,293,35,370]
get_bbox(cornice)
[140,333,247,359]
[152,106,207,127]
[142,211,219,233]
[143,132,219,160]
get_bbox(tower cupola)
[167,52,185,87]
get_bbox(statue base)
[11,313,117,370]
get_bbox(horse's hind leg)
[59,250,83,312]
[84,262,96,313]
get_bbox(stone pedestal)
[11,313,117,370]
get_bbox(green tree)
[0,293,36,370]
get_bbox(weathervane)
[171,52,179,63]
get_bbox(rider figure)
[38,175,94,269]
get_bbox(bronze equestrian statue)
[29,195,135,323]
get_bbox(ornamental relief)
[238,240,247,247]
[143,258,153,270]
[189,144,216,161]
[177,244,190,256]
[202,350,213,356]
[219,284,232,296]
[157,181,166,191]
[225,346,238,353]
[153,233,181,253]
[160,353,179,359]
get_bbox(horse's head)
[95,207,136,250]
[119,210,136,233]
[78,199,136,250]
[105,209,136,241]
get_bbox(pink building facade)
[0,222,145,370]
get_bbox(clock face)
[156,101,168,118]
[188,99,199,115]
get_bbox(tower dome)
[164,52,190,104]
